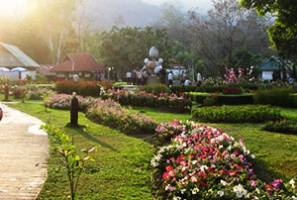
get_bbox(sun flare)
[0,0,27,17]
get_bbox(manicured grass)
[10,102,154,200]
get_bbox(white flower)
[250,154,256,159]
[191,187,199,195]
[180,189,186,194]
[217,135,225,142]
[220,180,228,186]
[217,190,224,197]
[233,184,248,198]
[173,196,181,200]
[292,196,297,200]
[200,165,208,172]
[289,179,296,189]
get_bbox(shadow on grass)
[66,125,119,152]
[253,159,283,182]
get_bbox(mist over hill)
[79,0,162,30]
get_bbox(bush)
[264,119,297,134]
[56,80,106,97]
[86,99,157,134]
[12,86,26,99]
[106,90,191,113]
[189,92,254,105]
[44,94,94,111]
[192,105,282,123]
[222,86,243,95]
[141,84,170,94]
[254,88,296,107]
[152,121,297,199]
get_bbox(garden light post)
[70,92,79,127]
[108,67,112,80]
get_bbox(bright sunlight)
[0,0,27,17]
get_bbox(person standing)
[168,71,173,86]
[126,71,132,84]
[197,72,202,86]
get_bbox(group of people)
[167,71,203,86]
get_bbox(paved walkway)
[0,103,48,200]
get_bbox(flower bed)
[86,99,157,134]
[44,94,94,111]
[264,119,297,135]
[152,121,297,199]
[105,90,192,113]
[192,105,283,123]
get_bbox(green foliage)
[96,27,173,78]
[141,84,170,94]
[254,88,296,107]
[264,119,297,135]
[241,0,297,63]
[44,125,96,200]
[192,105,283,123]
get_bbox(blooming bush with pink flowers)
[44,94,94,111]
[152,121,297,199]
[105,90,191,113]
[86,99,157,135]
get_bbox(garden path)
[0,103,48,200]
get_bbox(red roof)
[51,53,104,72]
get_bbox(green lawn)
[10,102,154,200]
[7,101,297,199]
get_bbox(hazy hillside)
[79,0,162,30]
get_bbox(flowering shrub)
[192,105,283,123]
[222,86,243,95]
[86,99,157,134]
[44,94,94,111]
[152,121,297,199]
[105,90,191,113]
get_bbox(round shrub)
[264,119,297,135]
[141,84,170,94]
[254,88,296,108]
[192,105,283,123]
[152,121,296,199]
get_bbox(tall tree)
[240,0,297,77]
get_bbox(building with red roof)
[50,53,105,80]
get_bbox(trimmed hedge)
[189,92,254,105]
[264,119,297,134]
[171,83,259,94]
[192,105,283,123]
[254,88,296,108]
[106,90,192,113]
[55,80,112,97]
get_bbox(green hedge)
[192,105,283,123]
[264,119,297,134]
[189,92,254,105]
[254,88,296,108]
[171,83,259,94]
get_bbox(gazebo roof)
[258,56,282,71]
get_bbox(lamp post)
[108,67,112,81]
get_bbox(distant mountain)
[79,0,162,30]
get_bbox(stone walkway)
[0,103,48,200]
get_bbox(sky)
[142,0,213,12]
